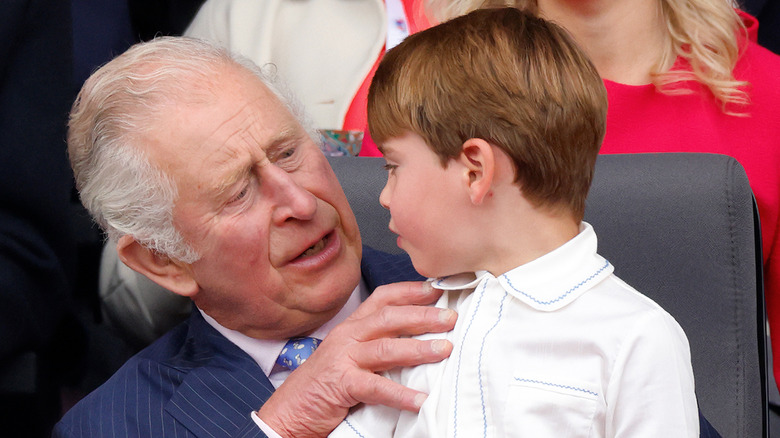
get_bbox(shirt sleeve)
[251,411,283,438]
[606,309,699,437]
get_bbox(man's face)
[144,66,362,339]
[379,132,473,278]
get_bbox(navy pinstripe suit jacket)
[53,247,422,438]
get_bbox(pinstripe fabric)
[54,310,273,438]
[361,246,424,290]
[55,247,421,437]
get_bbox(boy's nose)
[379,180,391,210]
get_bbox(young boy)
[330,7,698,437]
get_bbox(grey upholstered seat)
[329,153,768,438]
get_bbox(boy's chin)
[409,259,438,279]
[410,258,456,279]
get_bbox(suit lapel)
[361,245,424,290]
[164,311,275,437]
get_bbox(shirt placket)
[451,277,506,437]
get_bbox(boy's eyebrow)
[377,142,393,156]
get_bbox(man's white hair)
[68,36,318,263]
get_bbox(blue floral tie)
[276,337,322,371]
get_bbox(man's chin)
[307,262,361,308]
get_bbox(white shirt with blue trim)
[330,222,699,437]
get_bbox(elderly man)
[55,36,455,438]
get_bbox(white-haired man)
[55,36,455,438]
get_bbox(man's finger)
[350,281,442,318]
[345,371,429,413]
[336,305,457,341]
[348,337,453,371]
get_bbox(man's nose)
[264,165,317,223]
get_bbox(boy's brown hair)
[367,7,607,219]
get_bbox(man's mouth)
[299,234,329,258]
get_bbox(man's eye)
[278,147,296,160]
[383,163,398,174]
[230,185,249,204]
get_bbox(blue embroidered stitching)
[514,378,599,397]
[478,291,509,436]
[453,279,489,438]
[344,419,366,437]
[502,260,610,305]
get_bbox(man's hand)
[257,281,456,437]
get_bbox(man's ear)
[458,138,495,205]
[116,235,199,297]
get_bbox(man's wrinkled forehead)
[148,70,307,188]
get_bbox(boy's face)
[379,132,474,278]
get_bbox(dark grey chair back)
[329,153,767,438]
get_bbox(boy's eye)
[383,163,398,174]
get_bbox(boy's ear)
[458,138,495,205]
[116,235,199,297]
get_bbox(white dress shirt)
[330,222,699,437]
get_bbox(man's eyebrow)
[214,165,251,200]
[211,126,301,198]
[264,126,301,156]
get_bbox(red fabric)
[356,0,430,156]
[343,53,382,134]
[599,12,780,382]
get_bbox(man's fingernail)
[414,393,427,409]
[422,281,434,294]
[431,339,449,354]
[438,309,456,323]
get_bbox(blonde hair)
[427,0,750,112]
[368,8,607,219]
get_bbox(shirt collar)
[432,222,612,312]
[199,281,367,378]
